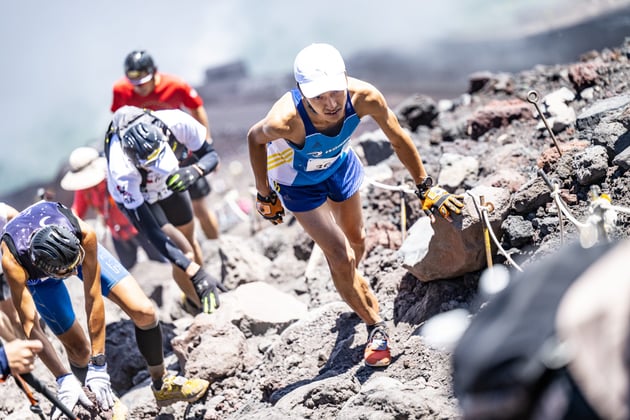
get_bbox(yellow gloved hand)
[418,186,465,220]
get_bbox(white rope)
[480,208,523,272]
[610,204,630,215]
[369,180,525,271]
[466,192,524,272]
[550,188,590,229]
[365,178,416,195]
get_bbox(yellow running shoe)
[179,292,202,316]
[152,375,210,407]
[112,397,129,420]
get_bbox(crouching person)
[0,200,209,414]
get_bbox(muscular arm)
[247,120,273,196]
[352,78,428,184]
[77,219,106,357]
[247,93,299,196]
[1,242,69,378]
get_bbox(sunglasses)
[137,143,167,169]
[126,71,154,86]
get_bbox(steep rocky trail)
[3,39,630,420]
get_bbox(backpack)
[452,240,617,420]
[103,106,188,164]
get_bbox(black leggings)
[149,191,194,227]
[112,233,166,270]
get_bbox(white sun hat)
[294,43,347,98]
[60,146,107,191]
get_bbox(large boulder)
[397,186,511,281]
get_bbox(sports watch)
[416,176,434,195]
[89,353,107,367]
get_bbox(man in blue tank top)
[248,43,464,367]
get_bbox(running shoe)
[112,397,128,420]
[179,292,201,316]
[152,374,210,407]
[364,325,391,367]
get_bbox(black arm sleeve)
[121,202,192,272]
[191,141,219,175]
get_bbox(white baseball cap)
[294,43,347,98]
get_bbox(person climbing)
[247,43,464,367]
[1,200,211,414]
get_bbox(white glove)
[85,364,115,410]
[52,373,92,420]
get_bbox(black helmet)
[29,225,83,278]
[124,50,156,84]
[121,122,167,167]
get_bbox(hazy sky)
[1,0,625,195]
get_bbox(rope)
[466,192,523,272]
[537,169,630,246]
[366,172,630,271]
[480,207,523,272]
[550,187,589,229]
[609,204,630,215]
[367,178,525,271]
[365,178,417,195]
[364,177,417,240]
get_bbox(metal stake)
[527,90,563,156]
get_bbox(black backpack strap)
[1,233,29,268]
[147,112,187,158]
[56,202,81,237]
[103,121,115,162]
[105,108,186,163]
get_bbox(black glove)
[166,166,202,192]
[190,270,227,314]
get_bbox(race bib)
[142,172,172,204]
[306,155,339,171]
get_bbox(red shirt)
[72,181,138,240]
[110,72,204,112]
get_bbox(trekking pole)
[527,90,563,156]
[479,196,494,268]
[400,176,407,240]
[19,373,78,420]
[364,177,417,238]
[13,373,46,419]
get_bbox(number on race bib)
[306,156,338,171]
